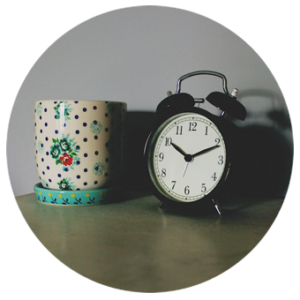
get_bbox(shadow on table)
[117,110,292,213]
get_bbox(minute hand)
[191,145,220,158]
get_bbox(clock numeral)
[161,168,166,177]
[189,122,197,131]
[205,126,208,135]
[201,183,206,193]
[171,181,176,190]
[165,137,172,146]
[184,186,190,195]
[215,138,220,145]
[159,152,164,161]
[176,126,183,135]
[218,155,224,165]
[211,172,217,181]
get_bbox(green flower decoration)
[54,101,73,121]
[50,144,61,159]
[50,134,80,171]
[36,103,43,116]
[57,178,75,190]
[106,103,116,114]
[59,138,71,151]
[105,137,117,154]
[90,120,102,134]
[93,162,105,176]
[37,141,44,154]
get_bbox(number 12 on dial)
[150,113,227,203]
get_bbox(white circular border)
[153,114,226,202]
[2,2,299,300]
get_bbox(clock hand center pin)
[183,145,220,176]
[171,142,194,163]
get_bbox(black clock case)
[144,93,244,209]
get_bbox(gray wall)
[7,6,292,197]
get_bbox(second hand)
[183,162,190,177]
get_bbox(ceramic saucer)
[34,183,124,206]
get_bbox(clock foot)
[212,199,222,215]
[158,201,168,208]
[158,199,222,215]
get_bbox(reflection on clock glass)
[153,113,226,202]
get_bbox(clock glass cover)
[149,113,227,202]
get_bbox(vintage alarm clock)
[144,71,247,214]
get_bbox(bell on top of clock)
[144,70,247,215]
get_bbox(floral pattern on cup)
[106,102,116,114]
[105,137,115,154]
[37,141,44,153]
[57,177,76,190]
[93,162,105,176]
[90,120,102,134]
[35,100,127,190]
[50,134,80,171]
[36,103,43,116]
[54,101,73,121]
[42,179,48,188]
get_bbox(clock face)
[148,113,227,202]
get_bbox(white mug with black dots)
[34,100,127,191]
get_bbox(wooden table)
[16,191,283,292]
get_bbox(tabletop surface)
[16,191,283,292]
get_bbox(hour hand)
[171,143,187,157]
[191,145,220,158]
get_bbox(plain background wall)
[7,6,292,197]
[3,2,299,300]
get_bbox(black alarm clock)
[144,71,247,214]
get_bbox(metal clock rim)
[153,113,227,203]
[145,109,232,207]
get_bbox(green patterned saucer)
[34,183,124,206]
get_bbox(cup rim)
[35,99,127,105]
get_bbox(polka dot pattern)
[34,100,126,190]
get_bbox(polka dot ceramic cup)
[34,100,127,191]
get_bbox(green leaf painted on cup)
[53,101,73,121]
[90,120,102,134]
[57,178,76,190]
[106,103,116,114]
[50,134,80,171]
[93,162,105,176]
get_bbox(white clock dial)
[150,113,226,202]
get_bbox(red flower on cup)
[59,154,73,166]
